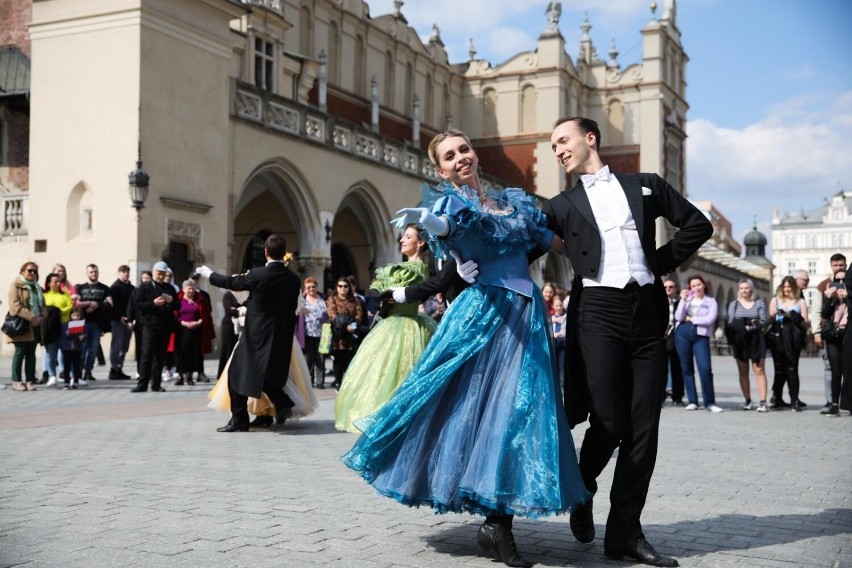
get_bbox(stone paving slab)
[0,354,850,567]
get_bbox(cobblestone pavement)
[0,354,849,568]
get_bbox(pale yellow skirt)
[207,339,318,418]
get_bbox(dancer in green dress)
[334,225,437,433]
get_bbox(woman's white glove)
[391,207,449,236]
[450,251,478,284]
[391,288,407,303]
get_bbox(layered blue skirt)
[341,284,590,518]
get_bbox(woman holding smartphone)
[768,276,809,411]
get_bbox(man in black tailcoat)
[541,117,712,567]
[196,234,301,432]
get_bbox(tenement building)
[771,190,852,334]
[2,0,696,350]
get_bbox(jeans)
[81,321,102,372]
[674,323,715,406]
[110,320,132,369]
[44,342,60,377]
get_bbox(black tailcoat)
[542,172,713,427]
[209,262,301,399]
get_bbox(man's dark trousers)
[228,379,294,424]
[137,325,168,391]
[576,283,666,544]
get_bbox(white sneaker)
[742,401,753,411]
[77,379,88,387]
[707,404,724,413]
[46,376,57,387]
[757,402,768,413]
[685,403,699,411]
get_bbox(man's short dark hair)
[554,116,602,151]
[118,265,130,272]
[264,234,287,260]
[830,253,846,263]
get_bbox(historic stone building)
[2,0,694,351]
[771,190,852,333]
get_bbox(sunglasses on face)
[338,284,349,288]
[25,268,38,274]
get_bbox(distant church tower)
[743,216,774,284]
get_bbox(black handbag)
[821,321,845,344]
[2,312,29,337]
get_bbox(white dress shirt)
[580,166,654,289]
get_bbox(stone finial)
[580,12,591,40]
[393,0,403,17]
[608,38,619,68]
[468,38,477,61]
[430,23,441,43]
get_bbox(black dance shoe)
[477,521,534,568]
[270,407,293,431]
[249,415,274,428]
[217,419,249,433]
[569,499,595,543]
[604,537,678,567]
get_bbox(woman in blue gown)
[341,130,590,568]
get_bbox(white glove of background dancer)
[195,266,213,279]
[391,288,407,303]
[390,207,449,236]
[450,251,478,284]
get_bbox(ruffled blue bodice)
[418,181,553,297]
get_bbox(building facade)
[771,190,852,332]
[2,0,693,352]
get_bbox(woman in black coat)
[217,291,245,379]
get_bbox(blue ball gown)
[341,181,590,519]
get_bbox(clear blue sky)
[369,0,852,248]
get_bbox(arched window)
[425,73,433,125]
[404,62,413,113]
[66,182,94,240]
[482,88,498,136]
[299,7,312,56]
[607,99,624,145]
[328,22,340,86]
[520,84,536,133]
[384,51,395,107]
[354,35,365,97]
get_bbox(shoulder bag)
[2,312,29,337]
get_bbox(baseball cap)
[152,261,169,272]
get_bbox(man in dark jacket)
[196,234,301,432]
[108,265,135,380]
[131,262,175,392]
[542,117,712,567]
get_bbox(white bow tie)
[581,166,611,189]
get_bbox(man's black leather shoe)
[249,415,273,428]
[130,386,147,393]
[476,521,534,568]
[217,419,249,433]
[570,499,594,543]
[271,407,293,431]
[604,537,678,567]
